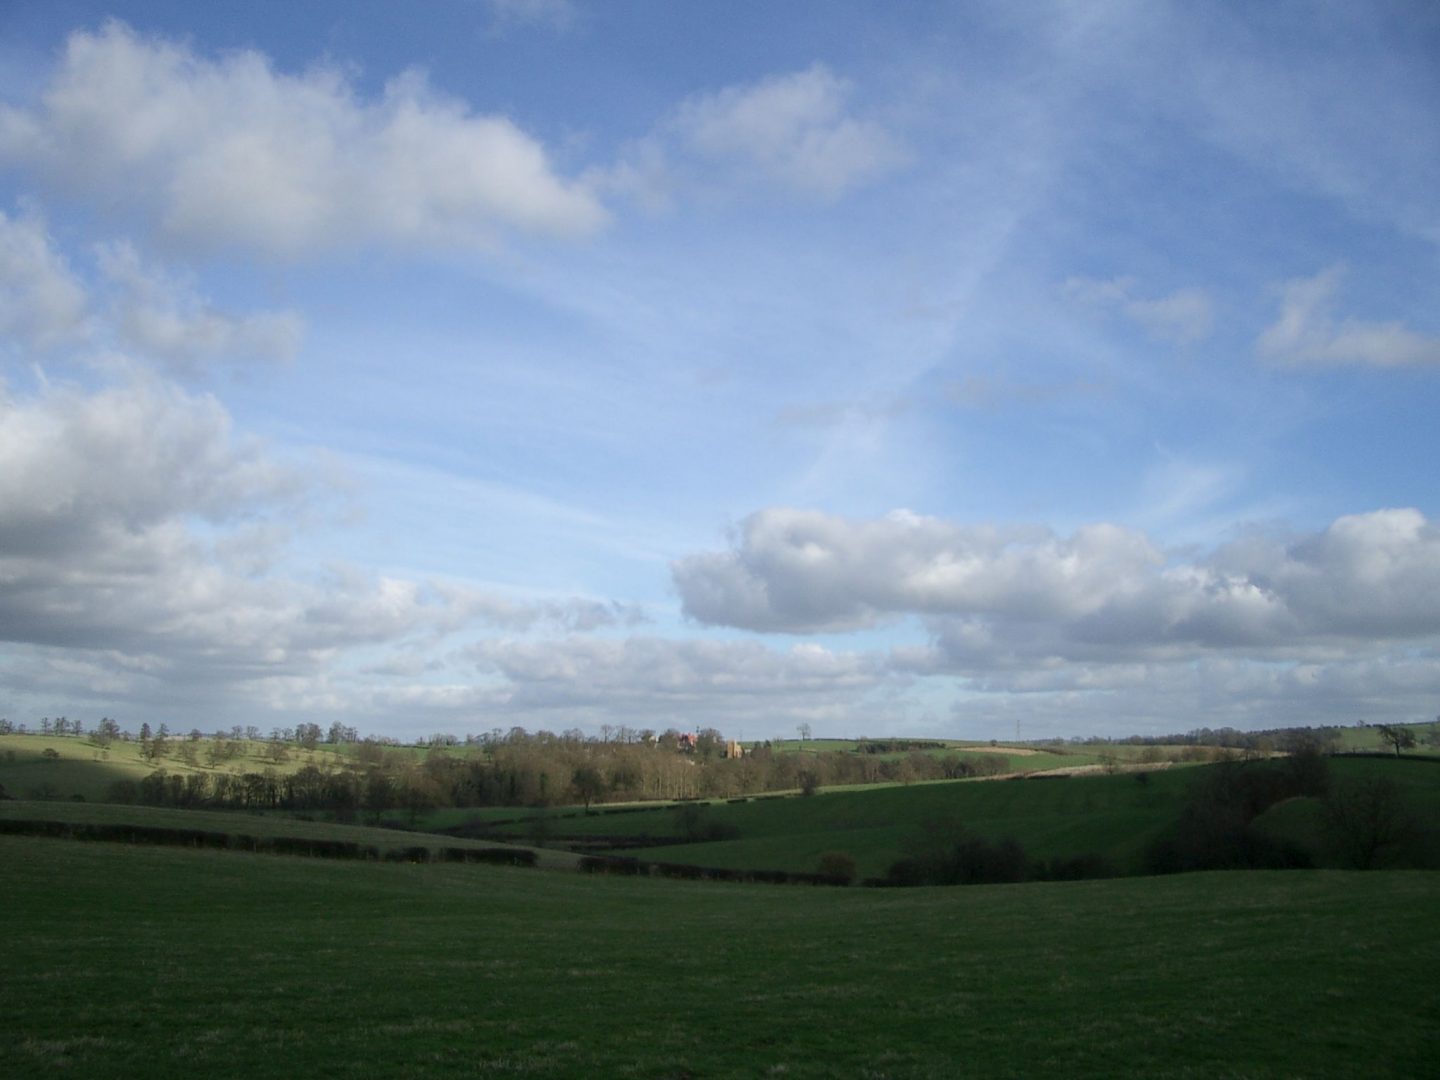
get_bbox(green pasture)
[6,833,1438,1078]
[475,756,1440,879]
[0,733,364,802]
[0,733,161,800]
[1330,721,1440,755]
[0,798,571,868]
[484,767,1196,878]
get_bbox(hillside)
[464,756,1440,880]
[6,831,1438,1078]
[0,732,361,802]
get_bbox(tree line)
[96,729,1023,818]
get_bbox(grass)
[467,756,1440,880]
[482,767,1198,879]
[0,798,576,868]
[1330,721,1440,755]
[5,833,1438,1078]
[0,733,368,802]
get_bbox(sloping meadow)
[6,832,1438,1078]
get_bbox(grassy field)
[0,798,574,868]
[5,832,1438,1078]
[477,766,1194,879]
[0,732,366,802]
[1330,721,1440,754]
[467,756,1440,880]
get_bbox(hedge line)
[0,818,536,867]
[576,853,847,887]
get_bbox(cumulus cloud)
[1063,275,1214,344]
[0,22,606,258]
[0,378,301,555]
[675,509,1162,633]
[0,207,89,349]
[97,242,303,374]
[0,378,641,708]
[1257,264,1440,368]
[674,507,1440,656]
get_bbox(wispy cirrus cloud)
[1063,275,1214,345]
[603,63,905,206]
[483,0,580,34]
[98,242,304,375]
[1258,264,1440,368]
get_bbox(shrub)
[578,855,642,875]
[474,847,537,867]
[1037,852,1119,881]
[815,851,857,885]
[383,845,432,863]
[884,838,1031,887]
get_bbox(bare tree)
[1375,724,1416,756]
[569,764,606,810]
[1322,777,1416,869]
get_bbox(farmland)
[6,730,1440,1077]
[6,830,1439,1079]
[457,755,1440,880]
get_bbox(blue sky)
[1,1,1438,741]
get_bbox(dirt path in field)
[995,761,1174,779]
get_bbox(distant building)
[724,740,745,759]
[676,732,698,752]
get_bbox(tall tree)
[1376,725,1417,756]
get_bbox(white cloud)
[0,377,301,554]
[1257,264,1440,368]
[0,378,641,711]
[674,506,1440,653]
[1063,275,1214,344]
[465,635,890,730]
[0,207,88,349]
[674,64,903,197]
[484,0,579,33]
[0,22,606,259]
[675,508,1163,633]
[97,242,303,374]
[603,64,905,205]
[475,636,880,698]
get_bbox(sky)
[1,1,1438,742]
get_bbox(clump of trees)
[879,816,1117,887]
[885,832,1030,887]
[1142,754,1328,874]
